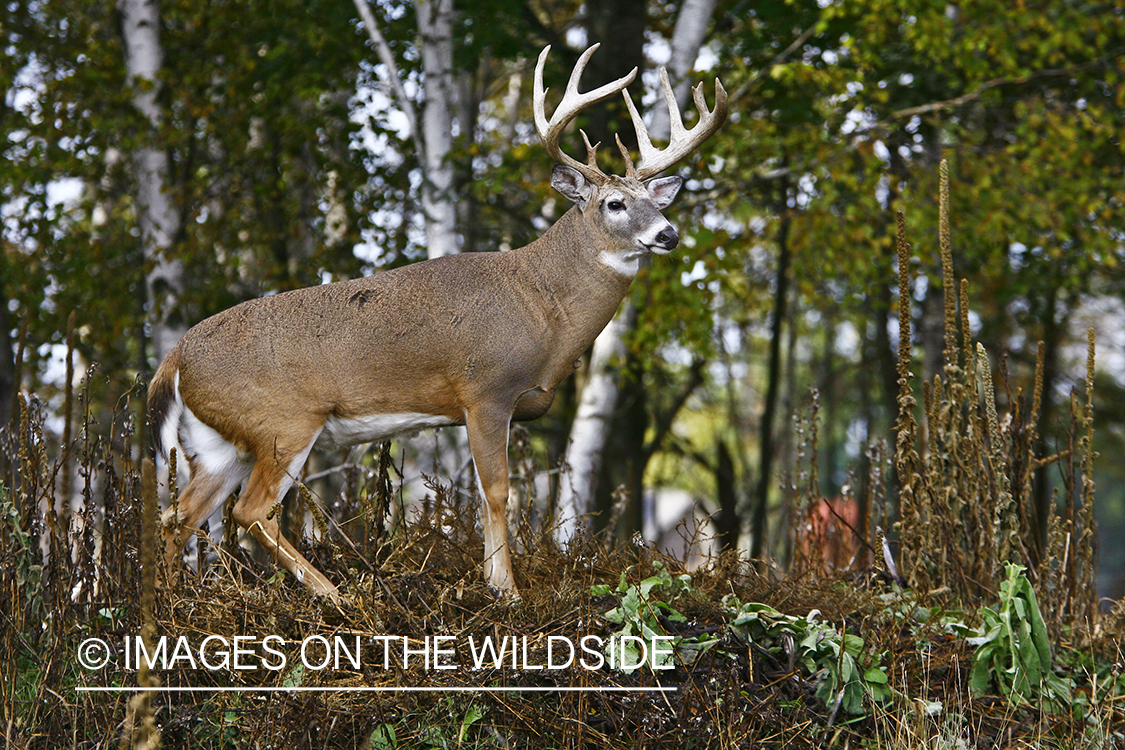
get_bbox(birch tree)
[119,0,185,364]
[354,0,460,259]
[415,0,459,258]
[555,0,718,546]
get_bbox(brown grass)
[3,401,1120,748]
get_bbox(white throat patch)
[597,250,641,278]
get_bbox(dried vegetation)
[3,164,1123,748]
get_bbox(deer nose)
[655,226,679,249]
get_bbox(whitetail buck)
[148,43,726,603]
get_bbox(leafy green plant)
[724,598,890,717]
[1,482,44,619]
[456,704,484,747]
[591,561,717,673]
[369,719,405,750]
[592,566,892,716]
[968,563,1071,707]
[413,701,487,749]
[369,723,400,750]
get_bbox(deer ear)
[644,175,682,209]
[551,165,594,209]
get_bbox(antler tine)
[533,44,638,184]
[614,133,636,177]
[619,83,650,179]
[623,66,729,181]
[579,130,604,171]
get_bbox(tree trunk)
[749,204,791,561]
[119,0,185,364]
[581,0,646,152]
[1032,283,1065,561]
[820,311,840,498]
[0,251,13,428]
[354,0,460,258]
[554,0,716,547]
[874,280,900,429]
[715,438,739,551]
[556,303,634,543]
[415,0,459,258]
[619,368,649,538]
[920,272,945,387]
[455,58,483,254]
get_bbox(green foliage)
[369,723,400,750]
[592,566,895,718]
[366,702,485,750]
[691,0,1125,561]
[967,563,1071,707]
[456,704,485,747]
[2,0,376,409]
[591,560,716,673]
[724,597,890,717]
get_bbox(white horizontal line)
[78,685,677,693]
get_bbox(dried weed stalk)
[893,161,1099,637]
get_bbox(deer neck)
[516,207,635,331]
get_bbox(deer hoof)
[488,585,521,604]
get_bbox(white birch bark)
[354,0,459,258]
[554,1,717,547]
[414,0,459,258]
[119,0,185,364]
[555,304,636,544]
[648,0,719,138]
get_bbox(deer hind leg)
[231,432,344,604]
[162,457,250,577]
[161,402,253,575]
[465,406,519,599]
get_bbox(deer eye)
[607,200,626,212]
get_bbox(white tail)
[148,44,727,603]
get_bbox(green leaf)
[969,657,994,694]
[863,667,889,685]
[281,662,305,688]
[458,704,483,745]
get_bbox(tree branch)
[730,24,819,105]
[890,49,1125,120]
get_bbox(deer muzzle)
[650,225,679,254]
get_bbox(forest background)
[2,0,1125,596]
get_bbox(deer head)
[533,43,727,274]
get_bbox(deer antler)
[533,44,637,184]
[621,66,728,181]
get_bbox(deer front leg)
[465,406,519,599]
